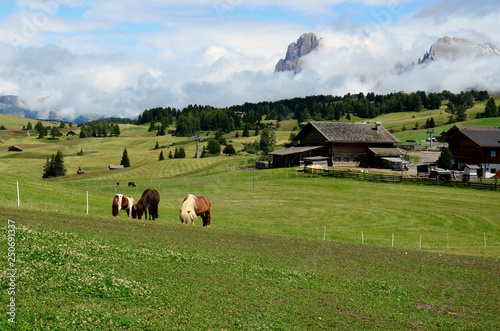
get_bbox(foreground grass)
[1,208,499,330]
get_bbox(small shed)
[463,164,480,182]
[8,145,23,152]
[109,165,124,170]
[67,131,77,136]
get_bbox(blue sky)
[0,0,499,119]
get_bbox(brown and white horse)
[112,194,136,218]
[136,188,160,220]
[179,194,212,227]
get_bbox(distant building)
[109,165,124,170]
[67,131,77,136]
[269,121,401,168]
[441,125,500,177]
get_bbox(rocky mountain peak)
[275,32,320,74]
[418,36,500,64]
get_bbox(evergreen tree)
[178,147,186,158]
[27,122,33,130]
[242,123,250,137]
[168,150,173,159]
[120,148,131,167]
[235,131,239,138]
[259,128,276,155]
[59,121,65,128]
[482,98,498,118]
[37,125,48,139]
[437,147,453,169]
[42,151,66,178]
[207,139,221,155]
[50,127,61,139]
[158,150,164,161]
[223,144,236,155]
[154,141,160,149]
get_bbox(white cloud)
[0,0,499,121]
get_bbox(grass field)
[0,107,499,329]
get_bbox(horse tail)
[112,195,120,216]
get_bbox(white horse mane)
[179,194,197,224]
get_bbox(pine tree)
[42,151,66,178]
[158,150,164,161]
[242,123,250,137]
[154,141,160,149]
[168,150,173,159]
[483,98,498,118]
[121,148,131,167]
[437,147,453,169]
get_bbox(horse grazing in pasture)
[112,194,136,218]
[179,194,212,227]
[128,181,136,187]
[136,188,160,220]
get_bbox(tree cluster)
[79,122,121,138]
[42,151,66,178]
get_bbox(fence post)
[17,181,20,207]
[362,231,364,244]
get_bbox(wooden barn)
[441,125,500,178]
[269,121,401,168]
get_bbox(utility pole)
[427,129,435,149]
[191,134,204,159]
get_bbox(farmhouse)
[269,121,401,168]
[441,125,500,178]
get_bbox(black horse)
[135,188,160,220]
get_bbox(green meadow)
[0,106,499,329]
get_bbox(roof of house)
[268,145,325,156]
[294,121,400,144]
[368,147,405,156]
[443,125,500,148]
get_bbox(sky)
[0,0,499,120]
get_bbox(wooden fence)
[322,169,499,190]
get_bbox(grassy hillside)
[1,170,499,329]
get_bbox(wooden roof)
[268,145,325,156]
[442,125,500,148]
[368,147,405,156]
[294,121,400,144]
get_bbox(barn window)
[492,168,497,174]
[335,157,340,161]
[344,157,349,162]
[492,151,497,157]
[353,157,358,162]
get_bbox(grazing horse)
[128,181,136,187]
[136,188,160,220]
[112,194,136,218]
[179,194,212,227]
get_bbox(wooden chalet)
[269,121,401,168]
[441,125,500,177]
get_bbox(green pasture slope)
[1,167,499,329]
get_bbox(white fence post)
[17,181,20,207]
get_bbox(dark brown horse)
[179,194,212,227]
[136,188,160,220]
